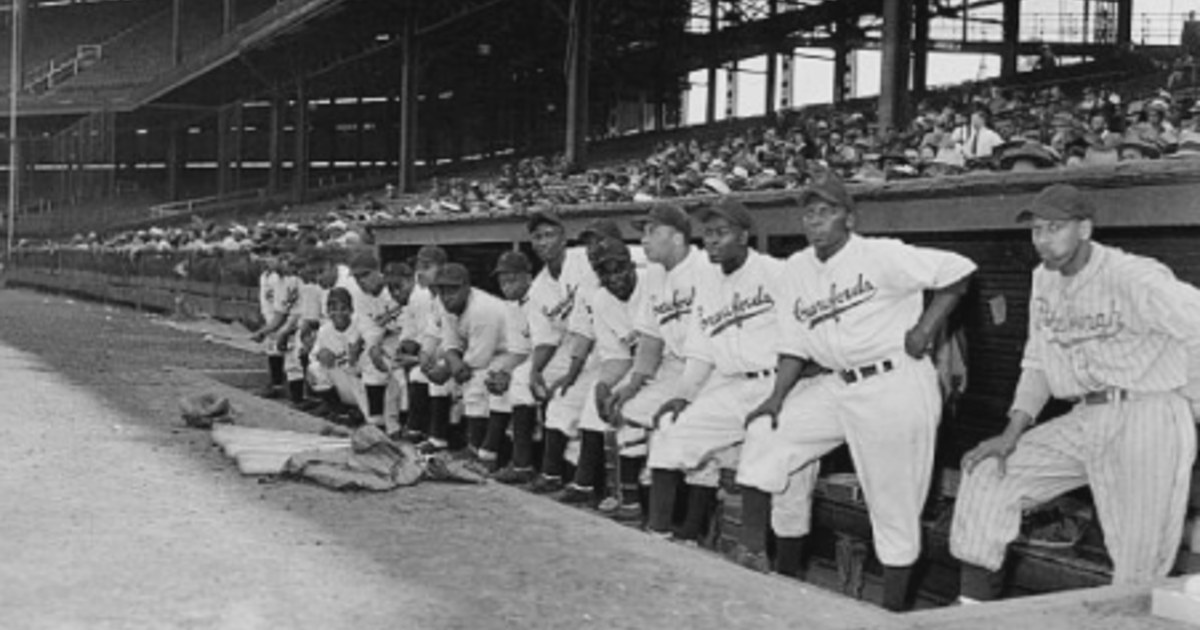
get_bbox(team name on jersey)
[543,284,578,322]
[1035,297,1125,348]
[699,286,775,337]
[793,273,877,329]
[653,288,696,325]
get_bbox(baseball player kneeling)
[307,287,369,422]
[739,175,975,611]
[951,184,1200,602]
[646,197,786,545]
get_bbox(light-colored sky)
[684,0,1200,124]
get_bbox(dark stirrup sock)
[738,486,771,554]
[572,430,605,488]
[288,380,305,403]
[774,537,806,577]
[510,406,536,469]
[541,429,569,478]
[405,382,431,435]
[428,395,451,444]
[882,564,915,612]
[959,562,1005,602]
[268,355,285,387]
[675,485,717,541]
[466,415,489,451]
[482,412,511,454]
[365,384,386,417]
[646,469,683,533]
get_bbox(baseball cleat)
[528,474,564,495]
[491,466,536,485]
[555,484,596,506]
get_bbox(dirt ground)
[0,288,888,630]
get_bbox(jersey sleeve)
[875,238,977,293]
[634,268,665,339]
[774,260,813,361]
[592,300,631,363]
[441,312,465,354]
[567,287,596,340]
[1135,260,1200,350]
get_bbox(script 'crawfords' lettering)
[700,286,776,337]
[793,274,877,329]
[544,284,578,322]
[654,287,695,325]
[1035,298,1125,348]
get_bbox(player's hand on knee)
[608,384,638,418]
[961,433,1020,476]
[315,349,336,369]
[452,363,473,384]
[594,382,614,423]
[745,395,784,430]
[549,374,578,399]
[904,325,933,359]
[653,398,689,429]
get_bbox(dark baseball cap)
[430,262,471,287]
[527,209,564,233]
[1016,184,1096,223]
[578,218,623,243]
[692,196,755,232]
[493,250,532,275]
[415,245,448,266]
[632,205,692,240]
[587,237,632,267]
[798,175,856,212]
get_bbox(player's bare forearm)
[768,354,811,402]
[915,276,970,338]
[598,358,633,388]
[492,351,528,374]
[630,335,665,379]
[254,313,287,337]
[530,344,557,376]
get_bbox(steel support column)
[292,82,309,202]
[397,6,418,193]
[765,0,778,116]
[705,0,718,124]
[879,0,911,131]
[216,106,230,197]
[166,123,183,201]
[564,0,590,171]
[912,0,930,95]
[266,96,283,194]
[1116,0,1132,45]
[1001,0,1020,77]
[172,0,184,66]
[223,0,236,35]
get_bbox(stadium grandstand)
[7,0,1200,617]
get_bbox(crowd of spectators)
[16,56,1200,256]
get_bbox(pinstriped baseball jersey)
[635,247,715,360]
[297,282,323,324]
[354,290,400,345]
[1022,242,1200,401]
[684,251,785,376]
[272,274,302,316]
[778,235,977,370]
[527,247,601,348]
[591,269,649,363]
[259,270,281,321]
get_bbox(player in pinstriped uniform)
[739,176,975,610]
[951,184,1200,601]
[645,197,786,545]
[252,251,300,399]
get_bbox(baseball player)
[645,197,785,545]
[558,232,648,507]
[307,287,367,418]
[525,210,603,494]
[281,249,327,407]
[738,175,975,611]
[951,184,1200,601]
[381,261,417,433]
[343,251,403,432]
[396,246,453,449]
[252,250,301,399]
[489,251,541,483]
[428,263,525,465]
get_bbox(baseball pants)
[604,355,687,459]
[950,393,1197,584]
[488,362,534,414]
[307,361,368,418]
[544,353,601,439]
[648,373,769,488]
[738,357,941,565]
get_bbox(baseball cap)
[692,196,755,232]
[587,237,632,268]
[430,262,471,287]
[578,218,623,243]
[1016,184,1096,223]
[415,245,448,266]
[527,208,564,233]
[493,250,532,275]
[798,175,856,212]
[632,205,692,240]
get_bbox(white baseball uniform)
[738,235,976,564]
[647,250,785,487]
[951,242,1200,584]
[441,288,516,418]
[354,288,401,388]
[579,268,651,456]
[283,280,324,382]
[259,270,299,357]
[490,296,535,413]
[402,284,454,397]
[527,246,602,436]
[307,319,368,413]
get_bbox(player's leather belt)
[1075,388,1132,406]
[742,368,776,379]
[840,359,895,385]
